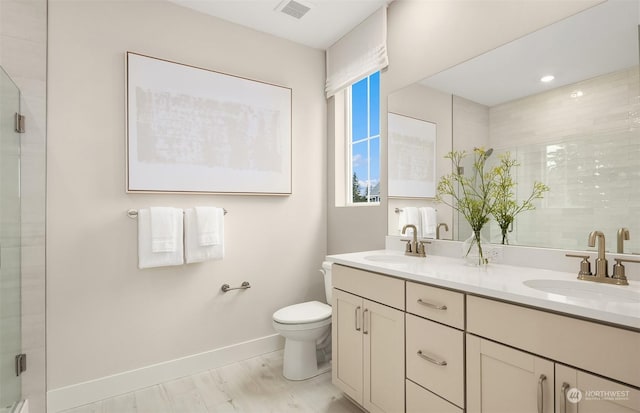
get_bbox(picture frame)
[126,52,292,195]
[387,112,437,198]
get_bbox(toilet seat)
[273,301,331,324]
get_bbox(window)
[348,71,380,204]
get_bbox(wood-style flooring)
[61,350,362,413]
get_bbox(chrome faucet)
[436,223,449,240]
[617,228,630,254]
[588,230,608,278]
[401,224,427,257]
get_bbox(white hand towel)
[138,208,184,269]
[185,208,224,263]
[150,207,179,252]
[420,207,437,238]
[194,207,223,246]
[399,207,421,237]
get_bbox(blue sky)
[351,71,380,194]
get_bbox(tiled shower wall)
[0,0,47,412]
[488,66,640,253]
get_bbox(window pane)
[352,141,368,202]
[351,77,368,141]
[369,71,380,136]
[370,137,380,186]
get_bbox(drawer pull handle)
[363,309,369,334]
[560,382,570,413]
[537,374,547,413]
[417,350,447,366]
[417,299,447,311]
[355,306,361,331]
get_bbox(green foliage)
[352,172,368,203]
[490,152,550,244]
[436,148,496,233]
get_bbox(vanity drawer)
[467,295,640,388]
[332,264,405,310]
[406,281,464,329]
[406,313,464,408]
[406,379,463,413]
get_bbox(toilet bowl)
[272,262,333,380]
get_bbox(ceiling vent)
[275,0,312,19]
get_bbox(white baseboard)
[47,334,284,413]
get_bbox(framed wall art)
[387,112,437,198]
[126,52,292,194]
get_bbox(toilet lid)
[273,301,332,324]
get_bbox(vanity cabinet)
[329,258,640,413]
[555,364,640,413]
[331,265,405,413]
[466,334,554,413]
[467,295,640,413]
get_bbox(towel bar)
[221,281,251,293]
[395,207,437,213]
[127,208,227,218]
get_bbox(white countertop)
[326,249,640,330]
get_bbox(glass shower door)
[0,66,22,412]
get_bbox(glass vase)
[462,230,488,266]
[500,225,510,245]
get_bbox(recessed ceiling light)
[540,75,555,83]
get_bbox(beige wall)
[47,0,326,391]
[0,0,48,411]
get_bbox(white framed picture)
[126,52,292,195]
[388,112,436,198]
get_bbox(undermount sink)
[364,254,416,264]
[523,279,640,303]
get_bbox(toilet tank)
[321,261,333,304]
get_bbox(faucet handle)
[416,240,431,257]
[565,254,593,278]
[612,258,640,284]
[401,238,412,253]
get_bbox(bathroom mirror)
[387,0,640,254]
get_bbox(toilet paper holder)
[221,281,251,293]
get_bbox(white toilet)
[272,261,333,380]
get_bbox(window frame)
[345,72,381,206]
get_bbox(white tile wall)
[484,66,640,253]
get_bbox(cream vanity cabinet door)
[332,288,405,413]
[332,288,364,404]
[467,334,554,413]
[363,299,405,413]
[556,364,640,413]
